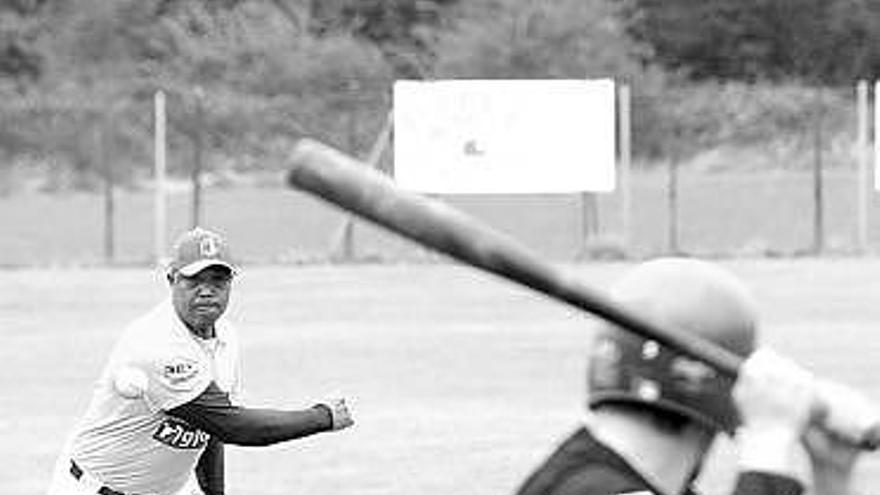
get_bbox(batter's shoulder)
[731,472,803,495]
[517,428,661,495]
[519,453,654,495]
[551,465,655,495]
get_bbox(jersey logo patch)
[163,358,199,384]
[153,417,209,449]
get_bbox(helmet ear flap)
[585,258,758,434]
[587,329,741,433]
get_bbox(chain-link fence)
[0,82,875,266]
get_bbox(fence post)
[100,107,115,263]
[857,80,870,253]
[336,79,360,261]
[154,90,167,264]
[618,82,632,250]
[812,86,825,255]
[667,156,680,254]
[580,192,599,246]
[192,86,205,229]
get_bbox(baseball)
[114,366,148,399]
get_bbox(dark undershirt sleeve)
[731,471,803,495]
[166,382,334,447]
[195,435,224,495]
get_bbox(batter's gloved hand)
[733,347,816,479]
[316,397,354,431]
[803,380,877,495]
[813,378,880,449]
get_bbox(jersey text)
[153,417,209,449]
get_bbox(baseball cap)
[168,227,237,277]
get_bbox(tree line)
[0,0,870,188]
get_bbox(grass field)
[3,259,880,495]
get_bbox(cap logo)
[199,236,220,257]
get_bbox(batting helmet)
[587,257,758,434]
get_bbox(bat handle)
[812,379,880,451]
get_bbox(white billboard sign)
[393,79,616,194]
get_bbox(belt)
[69,460,127,495]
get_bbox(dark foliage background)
[0,0,873,190]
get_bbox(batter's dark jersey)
[516,427,803,495]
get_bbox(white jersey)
[53,299,241,495]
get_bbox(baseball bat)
[286,138,880,450]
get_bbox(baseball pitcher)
[47,227,353,495]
